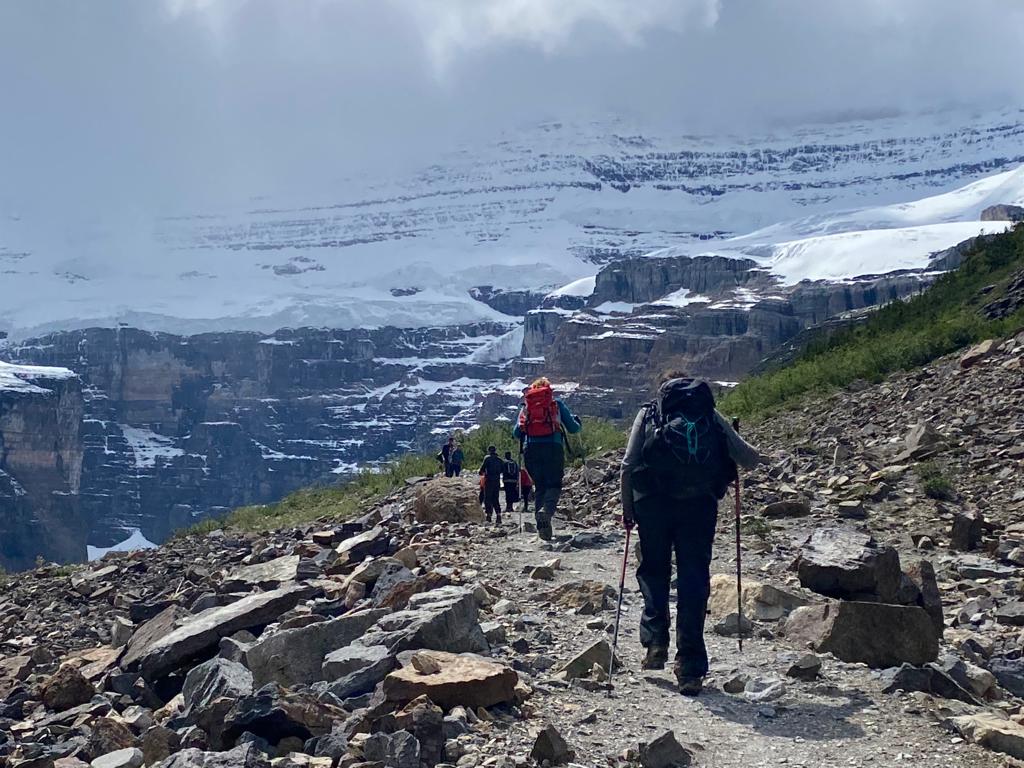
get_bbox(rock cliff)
[0,361,86,569]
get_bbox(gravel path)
[444,516,1005,768]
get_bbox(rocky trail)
[0,332,1022,768]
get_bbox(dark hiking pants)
[503,484,519,513]
[635,493,718,679]
[483,480,502,520]
[524,442,565,527]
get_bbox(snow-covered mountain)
[3,107,1024,338]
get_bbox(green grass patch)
[918,461,956,501]
[721,225,1024,419]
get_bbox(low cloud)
[2,0,1023,217]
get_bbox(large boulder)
[959,339,997,369]
[540,580,617,613]
[413,478,484,524]
[880,663,979,704]
[383,651,518,710]
[897,423,946,460]
[792,528,902,603]
[335,526,390,567]
[181,658,253,719]
[39,665,95,711]
[224,556,303,589]
[902,559,944,635]
[244,608,387,688]
[558,640,612,680]
[222,683,344,747]
[152,743,269,768]
[708,574,812,622]
[126,583,317,681]
[784,601,938,668]
[323,645,397,700]
[357,586,488,654]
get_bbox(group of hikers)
[436,372,760,698]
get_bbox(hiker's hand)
[622,510,635,531]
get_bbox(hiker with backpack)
[479,445,505,525]
[501,451,520,515]
[620,371,760,696]
[512,377,582,541]
[450,443,464,477]
[437,437,456,477]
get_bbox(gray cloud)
[2,0,1023,217]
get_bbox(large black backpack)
[632,378,736,500]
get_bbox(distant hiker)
[437,437,456,477]
[620,371,760,696]
[519,466,533,513]
[512,377,582,540]
[479,445,505,525]
[502,450,520,514]
[450,444,464,477]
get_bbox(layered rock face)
[531,254,940,412]
[6,324,512,553]
[0,362,86,569]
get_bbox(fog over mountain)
[3,0,1024,220]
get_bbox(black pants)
[524,442,564,526]
[635,493,718,679]
[503,483,519,513]
[450,464,462,477]
[483,480,502,519]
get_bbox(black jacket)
[479,454,504,481]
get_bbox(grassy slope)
[187,418,626,534]
[720,225,1024,420]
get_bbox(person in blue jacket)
[512,377,582,540]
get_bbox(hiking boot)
[641,645,668,671]
[494,515,503,527]
[537,521,553,541]
[673,660,704,696]
[677,677,704,696]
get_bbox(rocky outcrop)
[0,361,87,569]
[535,253,941,397]
[980,204,1024,222]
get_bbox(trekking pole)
[609,522,632,690]
[518,436,526,535]
[732,417,744,654]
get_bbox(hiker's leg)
[536,443,564,528]
[673,494,718,679]
[486,483,501,519]
[453,465,462,477]
[635,496,672,649]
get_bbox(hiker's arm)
[619,408,646,526]
[512,409,524,440]
[557,401,582,433]
[714,410,762,470]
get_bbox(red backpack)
[520,383,561,437]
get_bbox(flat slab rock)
[126,583,316,681]
[950,713,1024,760]
[383,650,518,710]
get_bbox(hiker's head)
[658,369,689,386]
[448,436,455,444]
[487,445,497,455]
[530,377,550,390]
[504,451,512,460]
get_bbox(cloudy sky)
[2,0,1024,217]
